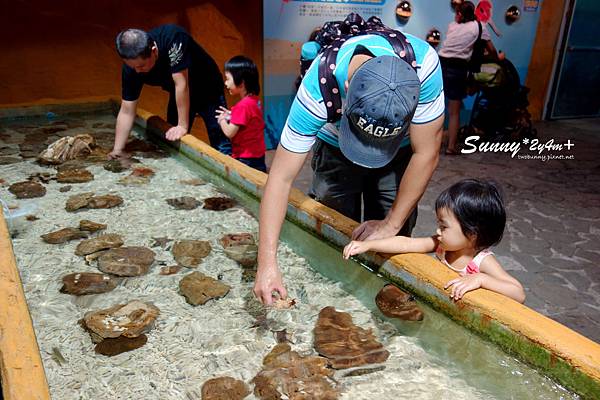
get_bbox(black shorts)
[440,57,469,101]
[308,138,417,235]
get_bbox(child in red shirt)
[215,55,267,172]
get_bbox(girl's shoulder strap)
[474,249,494,264]
[466,249,494,274]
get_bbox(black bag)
[311,13,417,123]
[469,21,485,73]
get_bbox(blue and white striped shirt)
[281,33,444,153]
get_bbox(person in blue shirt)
[254,31,445,305]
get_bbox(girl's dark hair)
[458,1,476,23]
[116,29,154,59]
[435,179,506,249]
[225,55,260,95]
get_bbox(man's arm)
[108,99,138,159]
[353,114,443,240]
[165,70,190,141]
[254,146,309,305]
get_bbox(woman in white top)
[438,1,497,155]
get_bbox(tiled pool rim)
[0,97,599,400]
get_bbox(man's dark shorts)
[309,138,417,236]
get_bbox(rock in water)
[118,174,150,186]
[151,237,172,248]
[252,343,338,400]
[375,284,424,321]
[56,168,94,183]
[203,197,236,211]
[0,156,22,165]
[65,193,123,211]
[201,377,250,400]
[179,271,230,306]
[172,240,212,267]
[180,178,205,186]
[8,181,46,198]
[28,172,54,183]
[97,246,155,276]
[103,160,128,173]
[220,233,258,267]
[75,233,124,256]
[166,196,201,210]
[87,194,123,209]
[60,272,117,295]
[92,122,115,129]
[94,335,147,357]
[82,300,160,343]
[131,166,155,177]
[313,306,389,369]
[272,298,297,310]
[38,134,96,165]
[159,265,182,275]
[84,250,109,264]
[66,192,95,211]
[41,227,88,244]
[79,219,107,232]
[56,160,88,172]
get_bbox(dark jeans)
[237,156,267,173]
[309,138,417,236]
[167,94,232,156]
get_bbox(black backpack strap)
[318,28,417,123]
[318,37,347,122]
[369,29,417,70]
[477,20,482,40]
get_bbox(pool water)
[0,112,578,399]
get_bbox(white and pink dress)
[435,247,493,275]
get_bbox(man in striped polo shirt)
[255,33,444,305]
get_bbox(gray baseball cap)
[339,55,420,168]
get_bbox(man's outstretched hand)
[253,262,287,306]
[107,149,131,160]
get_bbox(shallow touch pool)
[0,112,579,399]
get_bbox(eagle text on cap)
[356,117,403,138]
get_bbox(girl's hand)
[444,274,484,301]
[215,106,231,122]
[343,240,370,259]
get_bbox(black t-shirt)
[121,24,224,107]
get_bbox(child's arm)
[343,236,437,260]
[215,106,240,139]
[445,255,526,303]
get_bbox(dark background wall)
[0,0,263,140]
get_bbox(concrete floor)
[266,118,600,343]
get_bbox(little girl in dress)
[343,179,525,303]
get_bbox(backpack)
[304,13,417,123]
[469,21,485,73]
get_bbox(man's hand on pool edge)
[253,264,287,305]
[165,125,188,141]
